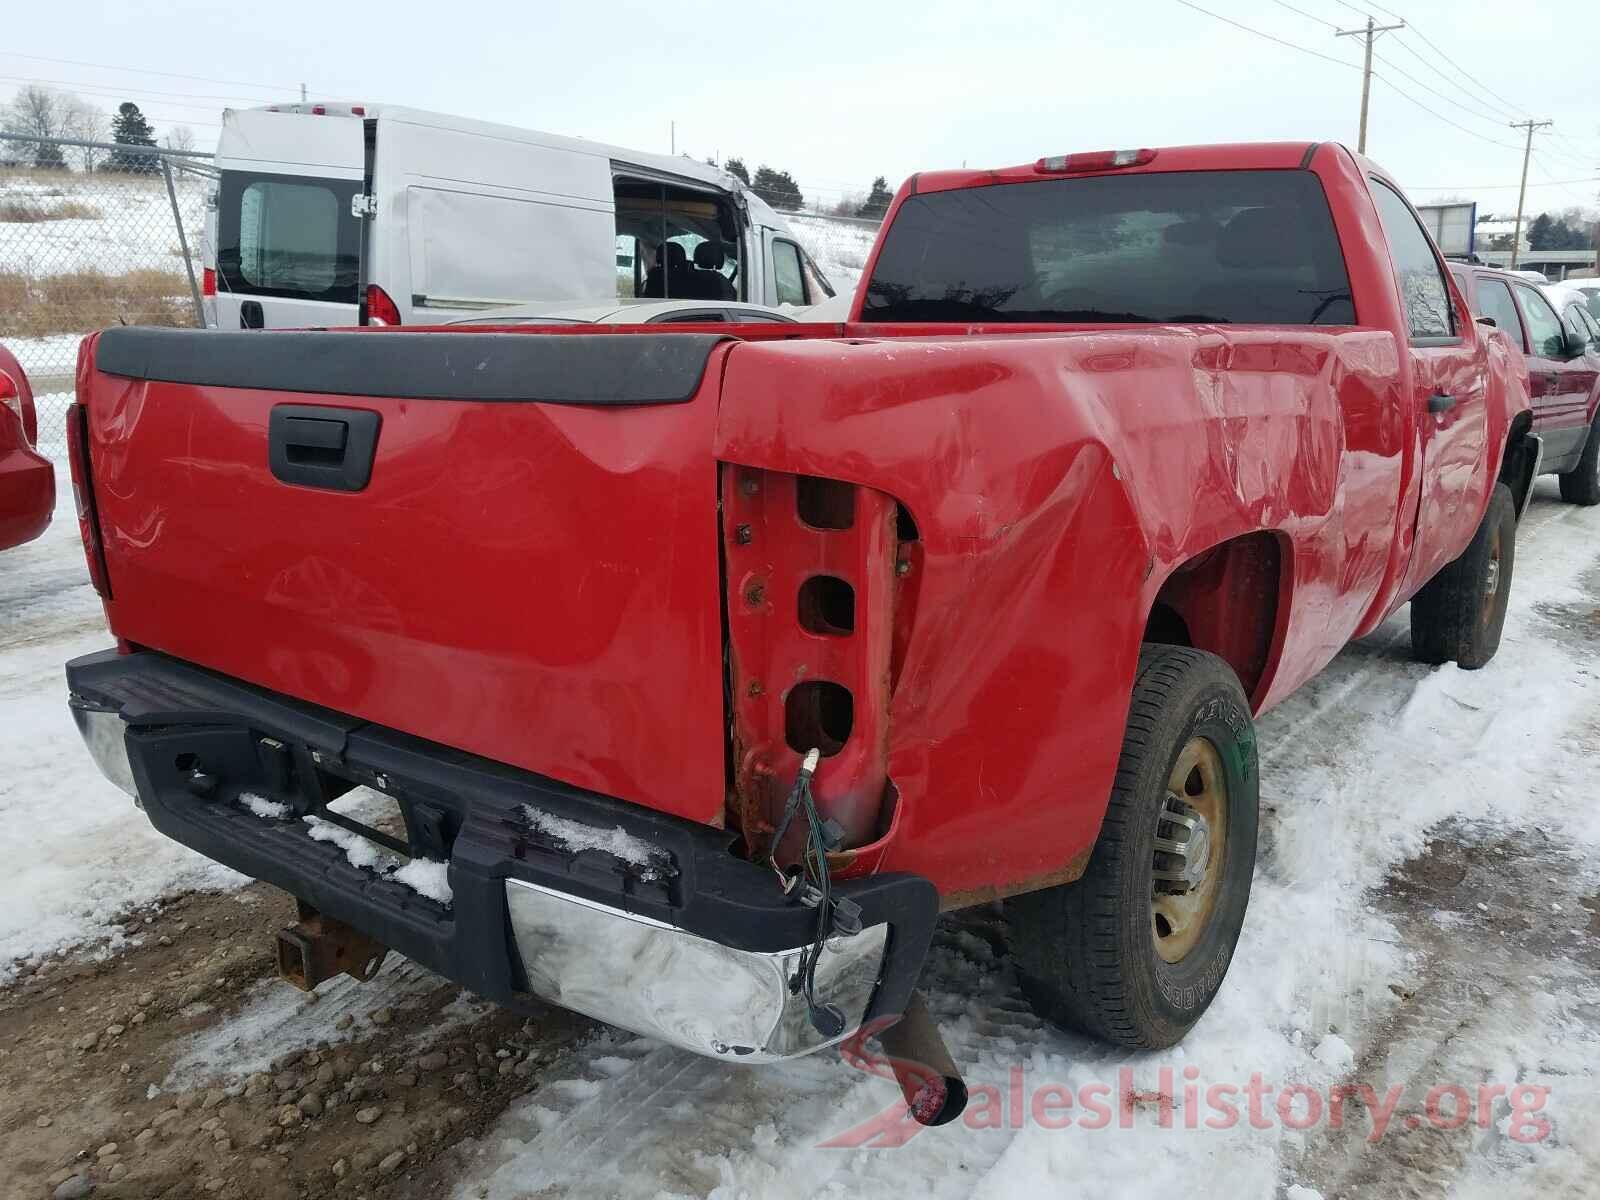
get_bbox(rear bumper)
[0,444,53,552]
[66,649,936,1062]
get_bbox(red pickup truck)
[0,344,53,552]
[65,142,1532,1090]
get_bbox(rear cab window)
[216,172,360,303]
[860,169,1353,325]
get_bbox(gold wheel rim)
[1151,736,1228,965]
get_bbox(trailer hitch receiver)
[276,901,388,991]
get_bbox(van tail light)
[202,267,216,297]
[366,284,401,326]
[1035,148,1157,174]
[66,396,113,599]
[721,467,902,862]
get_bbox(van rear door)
[213,110,363,329]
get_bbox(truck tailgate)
[78,327,731,824]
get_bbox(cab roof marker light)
[1035,149,1158,174]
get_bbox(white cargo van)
[202,103,835,329]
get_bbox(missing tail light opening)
[796,475,855,530]
[785,681,854,757]
[798,575,856,636]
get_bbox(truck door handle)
[1427,393,1457,414]
[269,405,382,491]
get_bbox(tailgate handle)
[269,405,382,492]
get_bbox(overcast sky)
[4,0,1597,216]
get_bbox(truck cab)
[204,104,833,330]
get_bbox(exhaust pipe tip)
[906,1072,968,1127]
[874,989,969,1127]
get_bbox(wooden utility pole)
[1507,119,1552,269]
[1336,16,1405,154]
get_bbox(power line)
[1367,72,1520,151]
[1412,175,1599,192]
[1371,47,1506,125]
[1528,155,1600,209]
[0,51,301,96]
[1174,0,1363,71]
[1269,0,1338,29]
[1333,0,1536,120]
[0,76,233,118]
[0,72,285,106]
[1383,36,1511,123]
[1174,1,1527,153]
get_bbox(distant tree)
[723,156,750,186]
[164,125,196,154]
[105,102,158,173]
[828,192,865,217]
[1,84,100,170]
[1529,211,1593,251]
[856,176,893,220]
[751,165,803,212]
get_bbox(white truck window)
[407,187,614,309]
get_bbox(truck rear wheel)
[1558,416,1600,506]
[1409,482,1516,670]
[1008,646,1258,1049]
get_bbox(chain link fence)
[0,133,213,447]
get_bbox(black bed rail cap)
[93,326,732,406]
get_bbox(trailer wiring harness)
[769,748,864,1038]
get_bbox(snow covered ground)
[450,484,1600,1199]
[3,473,1599,1197]
[787,212,879,294]
[0,173,207,278]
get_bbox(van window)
[861,170,1353,325]
[217,172,360,304]
[614,178,741,302]
[772,239,807,306]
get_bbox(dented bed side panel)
[713,324,1411,898]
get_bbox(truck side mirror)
[1564,329,1590,357]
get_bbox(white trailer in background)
[202,104,834,330]
[1416,201,1478,260]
